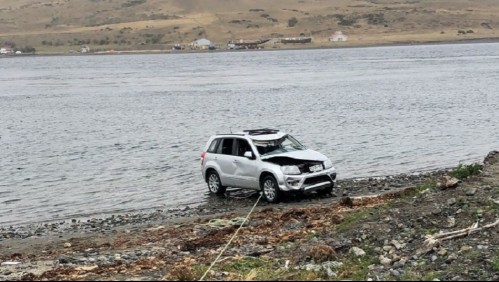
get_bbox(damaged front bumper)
[277,168,337,193]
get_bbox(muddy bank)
[1,152,498,281]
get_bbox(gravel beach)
[1,151,498,281]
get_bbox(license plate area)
[309,164,323,173]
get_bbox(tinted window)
[220,138,234,155]
[207,139,220,153]
[236,139,253,157]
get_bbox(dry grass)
[1,0,498,53]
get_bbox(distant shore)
[2,36,499,58]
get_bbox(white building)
[329,31,348,42]
[80,46,90,53]
[190,38,212,49]
[0,47,13,54]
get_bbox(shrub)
[366,13,385,25]
[288,17,298,27]
[339,18,357,26]
[14,46,36,53]
[336,15,357,26]
[122,0,146,8]
[449,163,483,180]
[493,255,499,272]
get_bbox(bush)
[336,15,357,26]
[14,46,36,53]
[122,0,146,8]
[449,163,483,180]
[288,17,298,27]
[339,18,357,26]
[366,13,385,25]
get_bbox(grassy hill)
[1,0,498,53]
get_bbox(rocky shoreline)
[0,169,449,242]
[1,151,498,281]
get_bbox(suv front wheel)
[207,170,226,195]
[318,184,334,196]
[261,175,281,203]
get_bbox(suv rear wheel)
[261,175,281,203]
[207,171,226,195]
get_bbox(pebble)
[391,240,404,250]
[466,188,477,196]
[447,198,456,206]
[390,269,401,277]
[438,249,448,256]
[379,256,392,266]
[350,247,366,257]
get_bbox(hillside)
[0,0,499,53]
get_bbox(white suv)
[200,129,337,203]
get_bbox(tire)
[261,175,281,203]
[206,171,226,195]
[318,183,334,195]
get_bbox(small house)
[190,38,213,50]
[329,31,348,42]
[80,46,90,53]
[0,47,13,54]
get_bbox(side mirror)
[244,151,253,159]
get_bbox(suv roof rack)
[243,128,280,136]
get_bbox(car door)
[232,138,260,189]
[215,138,237,187]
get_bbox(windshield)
[252,134,306,156]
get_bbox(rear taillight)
[200,152,206,165]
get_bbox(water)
[1,43,498,226]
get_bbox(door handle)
[233,159,239,163]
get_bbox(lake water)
[1,43,498,226]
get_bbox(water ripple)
[1,42,498,226]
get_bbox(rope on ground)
[226,189,260,199]
[199,192,263,281]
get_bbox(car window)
[236,139,253,157]
[207,139,220,153]
[253,134,305,156]
[219,138,234,155]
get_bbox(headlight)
[281,165,301,175]
[324,159,333,169]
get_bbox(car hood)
[260,149,328,162]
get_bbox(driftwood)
[339,187,417,208]
[417,219,499,255]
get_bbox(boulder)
[437,176,460,190]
